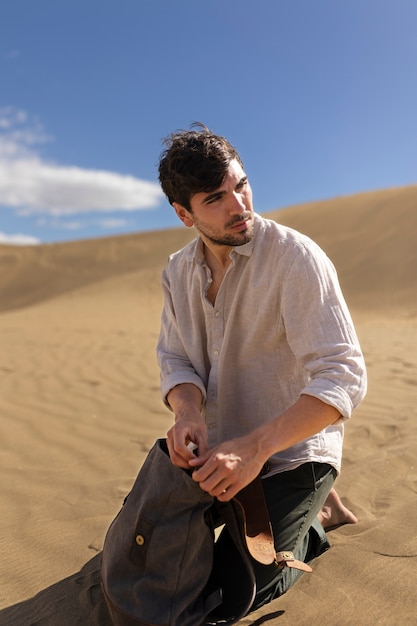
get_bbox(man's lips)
[227,214,252,231]
[231,219,250,231]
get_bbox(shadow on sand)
[0,554,285,626]
[0,554,111,626]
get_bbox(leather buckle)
[275,550,313,573]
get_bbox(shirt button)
[213,350,219,356]
[207,422,216,429]
[215,311,220,317]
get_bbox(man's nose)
[230,192,246,213]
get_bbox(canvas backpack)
[101,438,310,626]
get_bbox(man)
[156,124,367,607]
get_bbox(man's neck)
[202,240,232,272]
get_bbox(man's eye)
[206,195,221,204]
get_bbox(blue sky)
[1,0,416,244]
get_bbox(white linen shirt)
[157,214,367,475]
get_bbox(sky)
[1,0,416,245]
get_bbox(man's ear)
[173,202,194,228]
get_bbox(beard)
[205,230,254,247]
[195,212,255,247]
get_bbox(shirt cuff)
[161,373,207,409]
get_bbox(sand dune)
[0,228,195,313]
[271,185,417,312]
[1,185,417,625]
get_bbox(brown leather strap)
[233,476,276,565]
[276,551,313,573]
[234,476,313,573]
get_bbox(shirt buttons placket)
[206,295,223,441]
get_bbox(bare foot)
[318,488,358,530]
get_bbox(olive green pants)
[251,462,337,611]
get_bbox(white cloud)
[0,107,26,129]
[53,220,85,231]
[97,218,129,229]
[0,107,163,216]
[0,231,40,245]
[36,217,85,230]
[36,216,129,232]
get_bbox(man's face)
[173,159,255,247]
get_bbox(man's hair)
[158,123,244,211]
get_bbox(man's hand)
[189,433,266,501]
[166,383,208,468]
[166,417,208,468]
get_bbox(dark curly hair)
[158,123,244,212]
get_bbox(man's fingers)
[166,434,194,468]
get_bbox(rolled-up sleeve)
[157,266,207,408]
[281,241,367,419]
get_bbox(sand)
[1,185,417,625]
